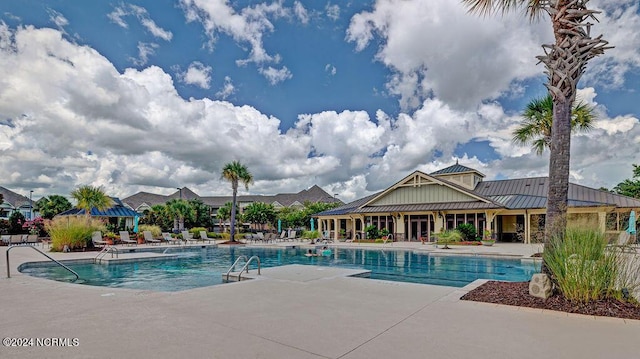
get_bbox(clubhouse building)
[315,162,640,243]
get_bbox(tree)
[613,164,640,199]
[217,202,232,233]
[185,199,212,229]
[70,185,113,219]
[463,0,610,237]
[166,199,194,232]
[244,202,276,230]
[35,195,72,219]
[512,94,596,155]
[221,161,253,242]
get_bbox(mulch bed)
[460,281,640,320]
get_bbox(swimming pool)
[20,246,538,291]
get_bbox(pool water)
[20,247,539,292]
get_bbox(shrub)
[139,224,162,237]
[365,225,379,239]
[301,230,319,239]
[46,217,105,251]
[543,227,637,302]
[456,223,477,241]
[189,227,208,238]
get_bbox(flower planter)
[481,240,495,246]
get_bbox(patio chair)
[279,230,287,242]
[9,234,25,245]
[182,231,199,244]
[199,231,214,243]
[287,230,297,242]
[162,232,181,245]
[25,234,39,245]
[119,231,137,246]
[92,231,109,247]
[143,231,161,245]
[321,231,333,244]
[1,234,10,245]
[608,231,637,253]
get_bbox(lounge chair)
[182,231,199,244]
[25,234,39,245]
[119,231,137,246]
[92,231,109,247]
[199,231,214,243]
[162,232,181,245]
[608,231,637,253]
[287,230,297,242]
[143,231,161,245]
[279,230,287,242]
[1,234,10,245]
[9,234,25,245]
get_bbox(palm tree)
[70,185,113,219]
[512,94,596,155]
[35,194,73,219]
[221,161,254,242]
[463,0,610,237]
[217,202,232,233]
[165,199,193,232]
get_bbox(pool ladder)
[94,246,119,263]
[225,255,261,282]
[6,245,79,282]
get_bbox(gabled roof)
[58,197,139,217]
[121,192,169,210]
[362,170,495,208]
[0,186,32,208]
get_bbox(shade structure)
[310,218,314,231]
[628,210,636,234]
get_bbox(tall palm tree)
[70,185,113,219]
[221,161,254,242]
[463,0,610,237]
[512,94,596,155]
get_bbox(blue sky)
[1,0,639,202]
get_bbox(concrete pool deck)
[1,242,638,359]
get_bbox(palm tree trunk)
[546,96,572,239]
[230,182,238,242]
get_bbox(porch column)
[318,218,323,234]
[350,217,357,241]
[396,214,405,241]
[333,218,339,241]
[524,211,530,244]
[598,212,606,233]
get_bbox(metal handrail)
[225,255,248,282]
[94,246,119,262]
[236,256,261,281]
[6,245,79,281]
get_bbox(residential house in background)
[0,186,37,220]
[122,185,340,229]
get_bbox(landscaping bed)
[460,281,640,320]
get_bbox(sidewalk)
[0,243,637,359]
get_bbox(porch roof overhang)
[353,201,502,214]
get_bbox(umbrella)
[133,215,140,233]
[310,218,315,231]
[627,210,636,234]
[277,219,282,233]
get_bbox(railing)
[225,255,248,282]
[236,256,261,281]
[94,246,119,262]
[6,245,79,281]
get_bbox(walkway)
[0,242,637,359]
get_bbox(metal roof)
[57,198,139,218]
[430,162,484,177]
[353,201,500,213]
